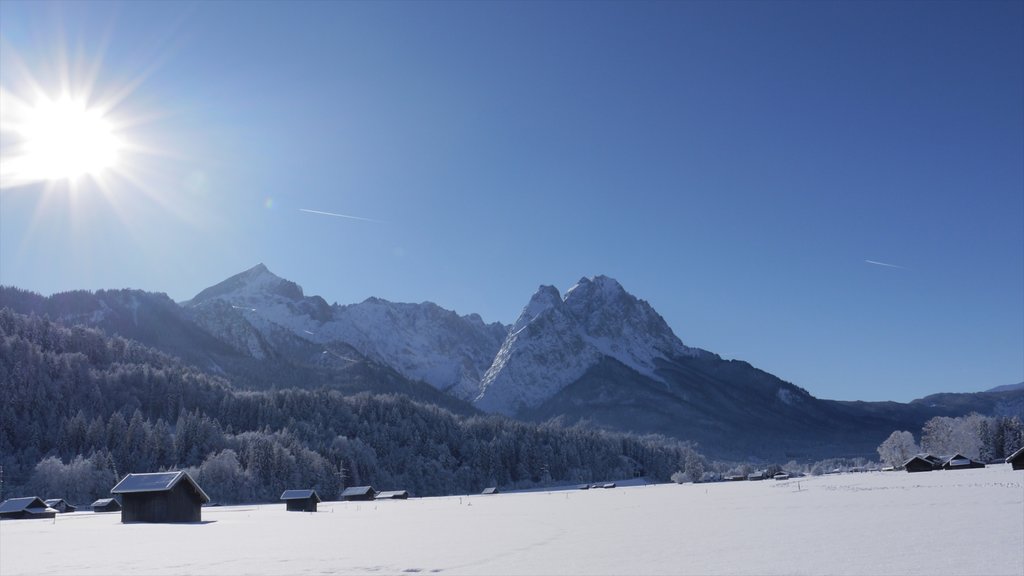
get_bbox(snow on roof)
[1006,445,1024,463]
[376,490,409,499]
[0,497,49,513]
[340,486,375,497]
[280,490,321,501]
[111,471,210,503]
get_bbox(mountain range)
[3,264,1021,460]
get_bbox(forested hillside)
[0,309,697,504]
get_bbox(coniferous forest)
[0,309,697,504]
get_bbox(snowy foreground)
[2,465,1021,576]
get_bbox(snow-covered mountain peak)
[474,275,701,416]
[511,285,562,334]
[565,275,625,302]
[188,264,304,306]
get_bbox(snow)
[3,466,1020,575]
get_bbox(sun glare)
[13,96,122,182]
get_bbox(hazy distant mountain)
[987,382,1024,394]
[2,266,1021,460]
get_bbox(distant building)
[577,484,590,490]
[903,454,943,473]
[375,490,409,500]
[0,497,57,520]
[747,471,767,481]
[340,486,377,501]
[1007,446,1024,470]
[110,471,210,523]
[773,473,790,481]
[481,487,499,495]
[280,489,321,512]
[44,499,77,513]
[941,453,985,470]
[91,498,121,513]
[602,483,617,489]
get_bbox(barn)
[280,489,321,511]
[1007,446,1024,470]
[903,454,942,473]
[110,471,210,523]
[0,497,57,520]
[44,499,77,513]
[376,490,409,500]
[481,487,499,495]
[942,453,985,470]
[340,486,377,501]
[91,498,121,513]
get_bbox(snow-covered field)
[2,465,1021,575]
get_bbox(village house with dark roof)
[280,489,321,511]
[0,497,57,520]
[110,471,210,523]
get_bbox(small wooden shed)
[903,454,942,473]
[942,453,985,470]
[91,498,122,513]
[1006,446,1024,470]
[0,497,57,520]
[340,486,377,501]
[44,499,77,513]
[481,487,499,495]
[110,471,210,523]
[280,489,321,511]
[375,490,409,500]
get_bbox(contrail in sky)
[865,259,905,269]
[299,208,383,223]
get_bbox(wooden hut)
[44,499,77,513]
[91,498,122,513]
[0,497,57,520]
[110,471,210,523]
[340,486,377,501]
[602,482,617,489]
[903,454,942,473]
[1006,446,1024,470]
[375,490,409,500]
[942,453,985,470]
[280,489,321,512]
[481,487,499,495]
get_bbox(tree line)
[1,309,695,504]
[876,413,1023,468]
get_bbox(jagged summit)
[187,264,304,305]
[474,276,702,416]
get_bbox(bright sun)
[17,96,123,181]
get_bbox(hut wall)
[286,498,317,512]
[121,483,201,523]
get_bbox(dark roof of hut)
[92,498,118,507]
[482,487,499,494]
[1006,446,1024,463]
[111,471,210,503]
[0,497,52,514]
[340,486,375,497]
[43,498,74,508]
[280,489,321,502]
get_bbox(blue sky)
[1,1,1021,402]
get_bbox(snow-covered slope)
[473,276,704,415]
[183,264,507,399]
